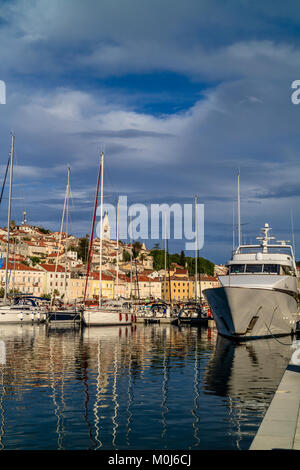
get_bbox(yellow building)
[162,276,194,302]
[89,272,115,300]
[162,274,220,303]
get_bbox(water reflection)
[203,335,292,449]
[0,323,292,450]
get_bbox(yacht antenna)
[237,170,241,247]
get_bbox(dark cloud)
[0,1,300,262]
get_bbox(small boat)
[177,301,208,325]
[136,302,178,324]
[46,301,82,325]
[83,304,133,326]
[0,296,48,324]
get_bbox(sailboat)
[82,152,132,326]
[0,134,47,323]
[178,195,208,325]
[47,167,81,326]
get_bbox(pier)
[250,344,300,450]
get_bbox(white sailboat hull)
[83,308,133,326]
[204,286,299,339]
[0,307,47,324]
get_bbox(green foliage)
[52,289,60,298]
[149,250,214,276]
[180,250,185,267]
[36,226,51,234]
[122,250,131,262]
[0,287,4,298]
[41,293,51,299]
[75,236,89,263]
[30,256,41,266]
[132,241,142,259]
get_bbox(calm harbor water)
[0,323,292,450]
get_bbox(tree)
[122,250,131,262]
[30,256,41,266]
[41,293,51,300]
[76,235,89,263]
[180,250,185,267]
[132,241,142,259]
[52,289,60,299]
[36,226,51,234]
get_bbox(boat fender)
[126,313,128,322]
[119,313,122,322]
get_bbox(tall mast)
[99,152,104,308]
[64,166,70,304]
[194,195,198,304]
[4,134,15,302]
[129,215,133,300]
[116,198,119,299]
[83,153,102,305]
[238,170,241,247]
[51,175,67,308]
[164,216,167,301]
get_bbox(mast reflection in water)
[0,323,292,450]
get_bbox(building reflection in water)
[0,323,292,450]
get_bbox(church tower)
[102,211,111,240]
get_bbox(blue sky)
[1,0,300,264]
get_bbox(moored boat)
[204,223,300,340]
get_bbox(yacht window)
[281,265,294,275]
[229,264,245,273]
[263,264,279,274]
[245,264,263,273]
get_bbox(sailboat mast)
[194,195,198,304]
[64,166,70,304]
[164,216,167,301]
[116,198,119,299]
[83,154,102,305]
[99,152,104,308]
[129,215,133,300]
[238,170,241,247]
[4,134,15,302]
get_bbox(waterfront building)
[38,263,71,298]
[88,272,115,300]
[130,275,162,300]
[68,275,86,302]
[194,275,220,300]
[162,275,193,302]
[0,261,45,296]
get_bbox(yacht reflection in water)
[203,335,292,448]
[0,323,291,450]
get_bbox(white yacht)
[0,296,48,324]
[204,223,300,340]
[83,301,133,326]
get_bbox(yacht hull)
[83,309,132,326]
[204,286,298,340]
[0,308,47,324]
